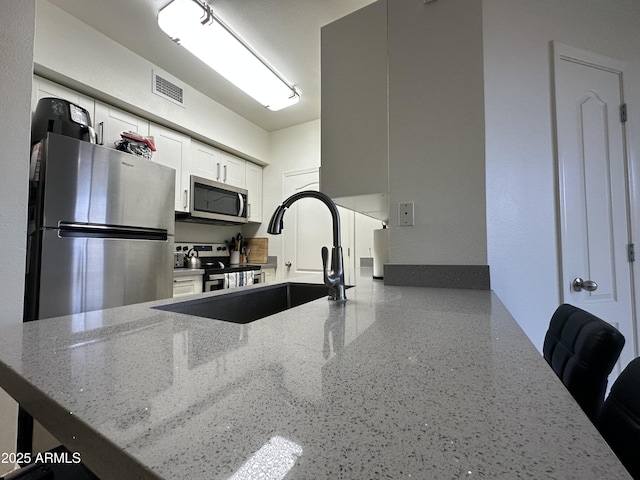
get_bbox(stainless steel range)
[175,242,263,291]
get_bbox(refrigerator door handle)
[57,222,168,241]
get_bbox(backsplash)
[175,221,240,244]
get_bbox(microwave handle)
[238,192,245,217]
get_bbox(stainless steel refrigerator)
[24,133,176,321]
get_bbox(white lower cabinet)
[262,267,276,284]
[173,274,203,298]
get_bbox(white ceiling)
[46,0,376,132]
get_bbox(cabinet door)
[32,77,94,122]
[94,102,149,149]
[220,152,246,188]
[262,267,276,284]
[149,124,191,212]
[190,140,220,181]
[245,162,263,223]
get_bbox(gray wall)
[388,0,487,266]
[484,0,640,350]
[0,0,36,470]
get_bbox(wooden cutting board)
[246,237,268,264]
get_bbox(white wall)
[0,0,36,472]
[34,1,270,164]
[484,0,640,350]
[387,0,487,266]
[175,222,241,245]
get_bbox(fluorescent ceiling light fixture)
[158,0,300,111]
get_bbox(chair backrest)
[543,304,625,421]
[598,357,640,480]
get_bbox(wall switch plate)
[398,202,415,226]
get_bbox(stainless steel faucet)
[267,190,347,301]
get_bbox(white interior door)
[554,43,635,370]
[282,169,353,282]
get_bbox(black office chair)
[543,304,625,421]
[598,357,640,480]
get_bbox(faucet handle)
[321,246,329,276]
[321,246,336,285]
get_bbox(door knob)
[285,261,292,268]
[573,277,598,292]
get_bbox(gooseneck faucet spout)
[267,191,346,301]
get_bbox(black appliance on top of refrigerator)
[31,97,97,147]
[24,132,176,321]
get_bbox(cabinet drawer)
[173,275,203,297]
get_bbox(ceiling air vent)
[152,70,185,107]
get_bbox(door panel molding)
[580,92,617,303]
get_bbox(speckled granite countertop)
[0,269,631,479]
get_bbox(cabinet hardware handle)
[98,122,104,145]
[183,189,188,210]
[216,162,221,180]
[224,164,228,182]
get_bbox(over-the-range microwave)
[183,175,248,225]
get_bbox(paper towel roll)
[373,228,389,279]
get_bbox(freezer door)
[37,231,173,319]
[41,133,175,233]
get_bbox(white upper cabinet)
[245,162,263,223]
[149,123,191,212]
[94,102,149,149]
[217,152,246,188]
[190,140,220,182]
[193,142,246,188]
[32,77,94,119]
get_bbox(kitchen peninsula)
[0,270,631,479]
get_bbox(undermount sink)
[153,282,351,324]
